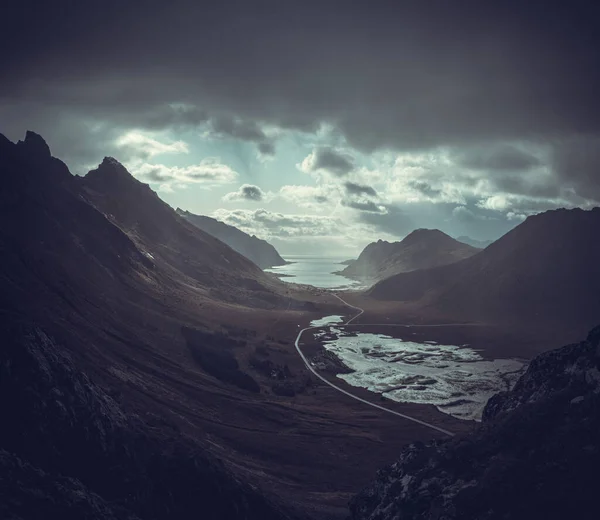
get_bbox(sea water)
[265,255,361,289]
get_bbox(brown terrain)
[0,131,473,520]
[339,229,479,283]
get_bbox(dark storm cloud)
[258,142,276,156]
[344,181,378,197]
[407,180,443,199]
[1,1,599,200]
[342,200,385,213]
[456,145,542,172]
[550,136,600,202]
[304,147,355,176]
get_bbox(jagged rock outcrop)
[177,209,287,269]
[350,325,600,520]
[0,323,295,520]
[341,229,479,282]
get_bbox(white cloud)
[278,184,335,207]
[115,131,189,159]
[130,158,238,190]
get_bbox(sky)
[2,1,599,256]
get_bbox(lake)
[264,255,362,289]
[313,324,525,421]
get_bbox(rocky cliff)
[350,325,600,520]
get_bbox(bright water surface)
[264,255,361,289]
[313,323,525,421]
[273,258,525,421]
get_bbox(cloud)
[258,141,276,156]
[279,185,332,207]
[344,181,377,197]
[210,115,266,142]
[131,158,238,189]
[300,147,355,176]
[5,2,597,155]
[115,131,189,159]
[550,136,600,202]
[406,180,443,199]
[342,200,386,213]
[2,1,600,235]
[455,144,542,172]
[357,204,416,237]
[212,208,345,239]
[202,115,276,155]
[223,184,267,202]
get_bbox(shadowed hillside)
[350,324,600,520]
[341,229,479,282]
[367,208,600,339]
[177,208,287,269]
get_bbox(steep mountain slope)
[0,323,293,520]
[367,208,600,336]
[0,131,307,519]
[340,229,479,281]
[177,208,286,269]
[350,324,600,520]
[79,157,281,303]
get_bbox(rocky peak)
[85,157,142,192]
[16,130,52,159]
[401,228,447,245]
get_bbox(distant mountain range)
[176,209,286,269]
[340,229,479,282]
[368,208,600,337]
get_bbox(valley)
[2,130,599,520]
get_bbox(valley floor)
[177,287,548,518]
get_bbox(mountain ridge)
[367,207,600,338]
[340,228,479,282]
[177,208,287,269]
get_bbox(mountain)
[0,323,293,520]
[78,157,283,302]
[455,235,494,248]
[368,208,600,337]
[340,229,479,282]
[176,208,287,269]
[0,131,306,519]
[350,324,600,520]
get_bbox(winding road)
[294,293,456,437]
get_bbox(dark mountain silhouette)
[0,131,303,519]
[455,235,494,248]
[340,229,479,281]
[176,208,287,269]
[368,208,600,338]
[350,324,600,520]
[78,157,280,300]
